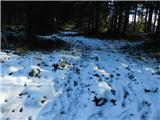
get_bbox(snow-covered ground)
[0,32,160,120]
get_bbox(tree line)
[1,1,160,43]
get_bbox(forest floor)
[0,31,160,120]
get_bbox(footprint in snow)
[8,72,13,75]
[138,100,152,120]
[87,111,104,120]
[144,88,158,93]
[121,89,130,107]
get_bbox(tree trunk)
[156,11,160,33]
[144,7,149,32]
[147,3,153,32]
[123,9,130,34]
[87,19,91,29]
[113,11,118,33]
[118,10,123,33]
[153,10,157,32]
[24,3,33,43]
[110,15,114,32]
[91,17,95,31]
[133,6,137,32]
[138,6,144,32]
[1,9,8,48]
[95,2,100,33]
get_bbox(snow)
[0,32,160,120]
[36,34,59,41]
[6,31,24,38]
[60,31,79,35]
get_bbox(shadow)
[1,33,70,52]
[26,37,68,51]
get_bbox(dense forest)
[1,1,160,46]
